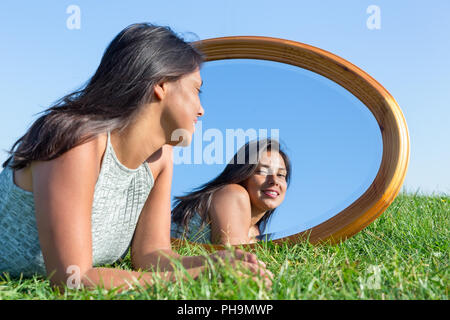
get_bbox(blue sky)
[0,1,449,233]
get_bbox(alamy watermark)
[66,5,81,30]
[66,265,81,289]
[358,264,382,294]
[366,5,381,30]
[171,121,281,165]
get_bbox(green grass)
[0,192,448,300]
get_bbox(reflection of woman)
[171,139,291,245]
[0,23,271,290]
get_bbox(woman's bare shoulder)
[212,184,251,205]
[209,183,253,243]
[64,132,107,176]
[15,133,107,193]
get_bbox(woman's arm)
[128,145,195,269]
[208,184,257,245]
[130,146,269,275]
[32,136,100,288]
[31,137,196,291]
[130,145,215,271]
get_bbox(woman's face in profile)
[242,150,288,212]
[162,69,204,146]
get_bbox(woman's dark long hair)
[3,23,204,170]
[171,139,292,234]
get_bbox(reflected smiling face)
[162,69,204,146]
[242,150,288,214]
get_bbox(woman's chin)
[258,198,281,210]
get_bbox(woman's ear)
[153,82,168,101]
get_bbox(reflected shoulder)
[212,184,251,206]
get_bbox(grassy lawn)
[0,192,448,300]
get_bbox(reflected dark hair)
[171,139,292,234]
[3,23,204,169]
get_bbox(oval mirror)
[171,36,409,247]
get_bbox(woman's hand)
[209,249,273,287]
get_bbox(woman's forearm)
[73,265,205,291]
[133,249,210,272]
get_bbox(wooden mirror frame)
[171,36,409,249]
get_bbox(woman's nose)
[198,104,205,117]
[266,175,280,186]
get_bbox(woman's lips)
[262,190,278,198]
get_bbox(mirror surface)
[171,59,383,242]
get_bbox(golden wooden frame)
[172,36,409,249]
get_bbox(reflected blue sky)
[172,60,383,236]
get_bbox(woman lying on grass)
[0,23,272,291]
[171,139,291,245]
